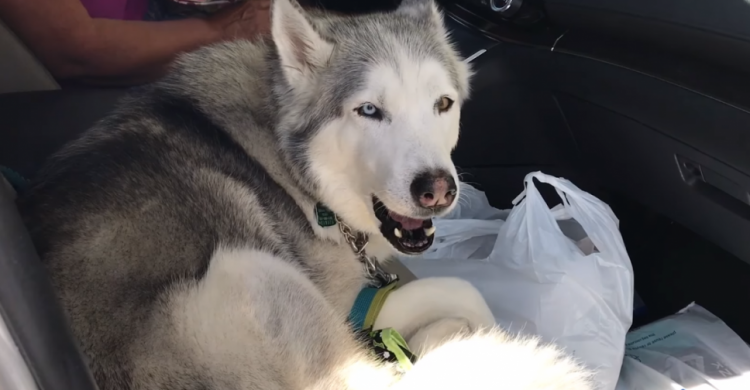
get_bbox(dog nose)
[410,170,457,209]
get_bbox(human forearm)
[0,0,269,87]
[0,0,214,85]
[51,18,221,85]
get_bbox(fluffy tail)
[392,328,594,390]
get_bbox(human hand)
[208,0,271,41]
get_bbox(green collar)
[349,282,416,372]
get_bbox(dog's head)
[272,0,470,255]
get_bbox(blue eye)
[361,103,377,115]
[356,103,383,121]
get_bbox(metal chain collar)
[336,216,398,287]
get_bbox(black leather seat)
[0,88,128,178]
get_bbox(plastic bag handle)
[516,172,628,261]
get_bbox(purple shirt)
[80,0,148,20]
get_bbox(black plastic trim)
[442,0,750,115]
[548,52,750,177]
[548,3,750,113]
[438,1,563,48]
[443,15,501,59]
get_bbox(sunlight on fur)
[329,329,595,390]
[393,330,594,390]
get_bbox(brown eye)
[436,96,454,113]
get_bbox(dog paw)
[407,317,473,354]
[374,277,495,340]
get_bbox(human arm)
[0,0,270,86]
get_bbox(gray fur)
[18,1,593,389]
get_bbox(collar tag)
[315,203,337,227]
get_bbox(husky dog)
[18,0,593,389]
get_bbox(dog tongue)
[388,211,424,230]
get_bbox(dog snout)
[410,170,457,209]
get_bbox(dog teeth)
[403,239,429,249]
[424,226,436,236]
[394,228,402,238]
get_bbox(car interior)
[2,0,750,389]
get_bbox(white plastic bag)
[417,184,508,260]
[401,172,634,389]
[616,356,686,390]
[617,303,750,390]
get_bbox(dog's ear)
[272,0,333,89]
[395,1,471,100]
[396,0,440,21]
[396,0,448,39]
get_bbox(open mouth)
[372,197,435,255]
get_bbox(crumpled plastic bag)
[617,303,750,390]
[400,172,634,389]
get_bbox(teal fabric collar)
[348,282,417,372]
[348,284,398,331]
